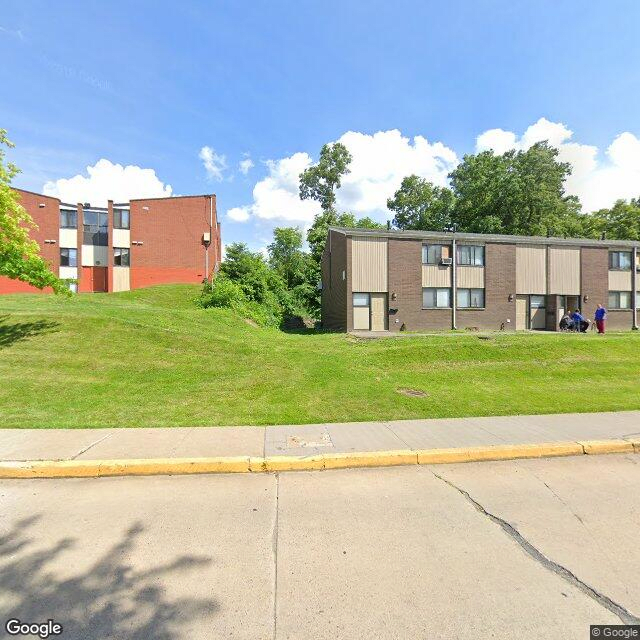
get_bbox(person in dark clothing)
[571,310,590,333]
[594,304,607,334]
[559,313,573,331]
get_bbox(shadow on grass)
[0,315,60,349]
[0,515,216,640]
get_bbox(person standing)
[594,303,607,334]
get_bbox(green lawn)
[1,284,639,428]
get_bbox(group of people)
[559,304,607,334]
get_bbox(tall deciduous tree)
[0,130,67,293]
[387,175,456,231]
[589,198,640,241]
[449,142,586,237]
[299,142,352,213]
[268,227,308,290]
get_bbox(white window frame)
[608,291,631,309]
[457,245,484,266]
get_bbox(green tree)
[589,198,640,241]
[449,142,585,237]
[299,142,352,212]
[387,175,456,231]
[0,130,67,293]
[267,227,307,289]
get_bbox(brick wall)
[457,243,517,331]
[129,195,218,289]
[321,230,348,330]
[0,189,61,294]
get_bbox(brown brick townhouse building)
[321,227,640,332]
[0,188,222,294]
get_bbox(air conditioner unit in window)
[440,257,453,266]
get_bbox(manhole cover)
[397,387,428,398]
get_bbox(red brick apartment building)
[322,227,640,332]
[0,189,222,294]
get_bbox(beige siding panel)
[608,270,632,291]
[351,237,387,292]
[353,306,370,330]
[59,266,77,280]
[59,228,77,248]
[112,228,131,248]
[113,267,130,292]
[515,297,528,330]
[549,247,580,294]
[422,264,451,287]
[516,245,546,294]
[81,245,108,267]
[457,266,484,288]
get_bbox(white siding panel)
[59,229,77,248]
[81,245,108,267]
[59,266,77,280]
[112,228,131,248]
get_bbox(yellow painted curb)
[417,442,584,465]
[579,439,635,455]
[0,439,636,479]
[323,449,418,470]
[262,455,325,471]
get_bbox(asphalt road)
[1,454,639,639]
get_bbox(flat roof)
[328,226,640,249]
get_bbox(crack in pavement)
[272,473,280,640]
[432,471,640,626]
[70,433,113,460]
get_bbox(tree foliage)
[589,198,640,241]
[0,130,67,293]
[299,142,352,212]
[387,175,455,231]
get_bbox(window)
[60,248,77,267]
[609,291,631,309]
[113,247,130,266]
[457,288,485,308]
[422,287,451,308]
[422,244,449,264]
[353,293,370,307]
[609,251,631,270]
[83,210,108,246]
[457,245,484,266]
[60,209,77,229]
[530,295,546,309]
[113,208,130,229]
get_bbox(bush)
[196,275,245,309]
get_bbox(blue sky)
[2,0,639,249]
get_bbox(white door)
[516,297,528,330]
[370,294,388,331]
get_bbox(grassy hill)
[1,284,639,428]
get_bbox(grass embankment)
[1,284,639,428]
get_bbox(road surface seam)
[431,471,640,625]
[272,473,280,640]
[70,433,113,460]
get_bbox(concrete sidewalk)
[2,411,639,463]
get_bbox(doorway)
[516,296,528,330]
[81,266,108,293]
[370,293,388,331]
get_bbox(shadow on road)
[0,315,60,349]
[0,514,217,639]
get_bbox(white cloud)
[239,158,254,175]
[226,129,458,225]
[475,117,639,211]
[199,146,227,181]
[42,159,172,206]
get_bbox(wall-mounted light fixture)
[142,206,150,211]
[583,295,589,302]
[391,292,397,301]
[38,203,46,208]
[508,294,514,302]
[44,239,57,244]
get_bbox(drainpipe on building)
[633,246,638,330]
[204,195,214,283]
[452,234,457,330]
